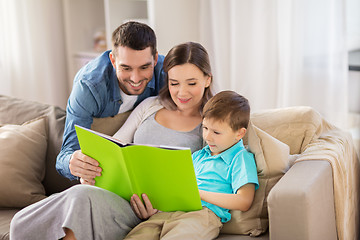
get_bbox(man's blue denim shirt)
[56,50,165,180]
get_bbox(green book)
[75,125,202,212]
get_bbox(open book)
[75,125,202,212]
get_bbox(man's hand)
[69,150,102,185]
[130,194,158,220]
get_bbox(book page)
[75,125,202,212]
[123,145,202,212]
[75,125,133,200]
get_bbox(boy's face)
[202,118,246,156]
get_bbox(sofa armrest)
[267,160,337,240]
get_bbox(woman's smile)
[178,98,191,104]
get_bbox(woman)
[10,42,213,240]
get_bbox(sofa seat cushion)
[0,117,48,208]
[0,208,20,240]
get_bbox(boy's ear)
[236,128,247,141]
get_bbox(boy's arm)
[199,183,255,212]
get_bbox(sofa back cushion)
[220,122,290,236]
[0,95,77,195]
[91,111,132,136]
[220,106,323,236]
[0,117,48,207]
[250,106,323,154]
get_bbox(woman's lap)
[10,185,141,240]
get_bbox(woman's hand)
[130,194,158,220]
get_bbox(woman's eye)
[188,82,196,86]
[170,83,178,86]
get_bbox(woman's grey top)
[133,113,203,153]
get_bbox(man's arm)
[56,79,104,181]
[199,183,256,211]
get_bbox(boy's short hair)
[111,21,157,58]
[202,91,250,131]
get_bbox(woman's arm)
[199,183,255,212]
[113,96,163,142]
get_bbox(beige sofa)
[0,94,358,240]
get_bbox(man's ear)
[109,51,116,68]
[154,52,158,66]
[236,128,247,141]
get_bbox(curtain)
[0,0,69,109]
[200,0,348,129]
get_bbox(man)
[56,21,165,183]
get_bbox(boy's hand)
[130,194,158,219]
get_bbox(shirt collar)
[147,69,156,89]
[203,139,245,165]
[110,68,121,102]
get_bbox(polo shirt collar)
[203,140,245,165]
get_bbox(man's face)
[110,46,158,95]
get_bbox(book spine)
[122,148,142,200]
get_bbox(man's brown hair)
[111,21,157,58]
[202,90,250,131]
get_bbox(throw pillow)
[220,121,290,236]
[0,117,48,208]
[0,95,74,195]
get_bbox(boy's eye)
[202,126,208,130]
[214,131,220,135]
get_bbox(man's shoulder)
[154,54,165,74]
[143,54,165,91]
[76,50,113,85]
[157,54,165,64]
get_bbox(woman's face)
[167,63,211,112]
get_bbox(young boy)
[125,90,259,239]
